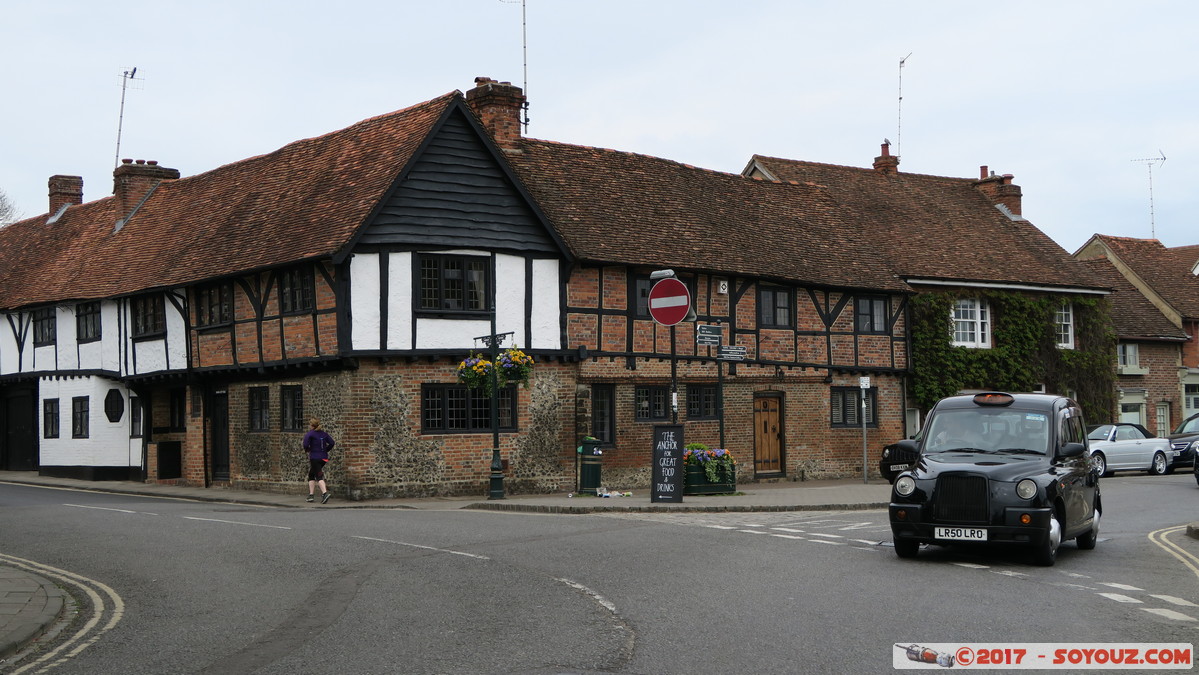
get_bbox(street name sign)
[718,345,747,361]
[696,324,723,346]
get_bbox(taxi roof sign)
[973,392,1015,406]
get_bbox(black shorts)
[307,459,328,481]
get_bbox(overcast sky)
[2,1,1194,254]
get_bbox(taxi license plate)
[889,463,909,471]
[935,527,987,541]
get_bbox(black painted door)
[210,392,230,481]
[3,386,37,471]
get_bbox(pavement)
[4,470,1198,662]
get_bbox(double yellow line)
[0,552,124,674]
[1148,525,1199,581]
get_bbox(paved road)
[3,472,1198,673]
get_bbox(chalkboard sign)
[651,424,684,503]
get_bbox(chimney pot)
[980,166,988,180]
[465,76,526,152]
[113,160,181,220]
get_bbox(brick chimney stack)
[48,175,84,214]
[465,76,526,152]
[873,141,899,175]
[974,167,1023,216]
[113,159,180,216]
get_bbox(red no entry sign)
[648,278,692,326]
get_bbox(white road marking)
[0,552,124,674]
[810,539,843,545]
[771,534,805,540]
[851,539,878,546]
[1151,595,1199,607]
[556,578,618,614]
[994,570,1027,578]
[1142,608,1197,621]
[64,503,158,516]
[1098,593,1143,604]
[1098,582,1143,591]
[770,527,806,533]
[952,562,990,569]
[182,516,290,530]
[809,533,844,539]
[738,529,769,534]
[836,523,877,530]
[704,525,737,530]
[1060,571,1091,578]
[352,536,489,560]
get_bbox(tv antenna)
[1131,151,1166,239]
[897,53,911,158]
[500,0,530,130]
[114,67,144,168]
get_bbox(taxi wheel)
[1076,507,1099,551]
[894,538,919,559]
[1032,511,1061,566]
[1149,452,1168,476]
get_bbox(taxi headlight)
[895,476,916,497]
[1016,479,1037,500]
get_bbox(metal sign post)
[860,376,870,484]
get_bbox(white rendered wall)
[349,252,382,351]
[386,252,413,350]
[350,249,563,352]
[493,254,527,348]
[38,376,140,468]
[125,292,188,375]
[530,259,561,350]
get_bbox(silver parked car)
[1086,423,1175,476]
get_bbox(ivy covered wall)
[909,291,1117,425]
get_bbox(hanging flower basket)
[457,348,534,393]
[497,347,534,388]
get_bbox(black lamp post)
[476,327,513,501]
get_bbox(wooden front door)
[754,395,783,476]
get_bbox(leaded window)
[418,254,488,313]
[421,384,516,432]
[131,294,166,338]
[76,302,101,342]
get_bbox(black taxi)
[889,392,1101,566]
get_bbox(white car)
[1086,423,1175,476]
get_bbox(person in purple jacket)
[302,418,335,503]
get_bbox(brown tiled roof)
[0,92,458,309]
[749,155,1103,291]
[506,141,908,292]
[1078,258,1186,340]
[1087,235,1199,319]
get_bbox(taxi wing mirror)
[1059,442,1087,459]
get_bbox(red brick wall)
[190,262,339,369]
[1116,341,1183,431]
